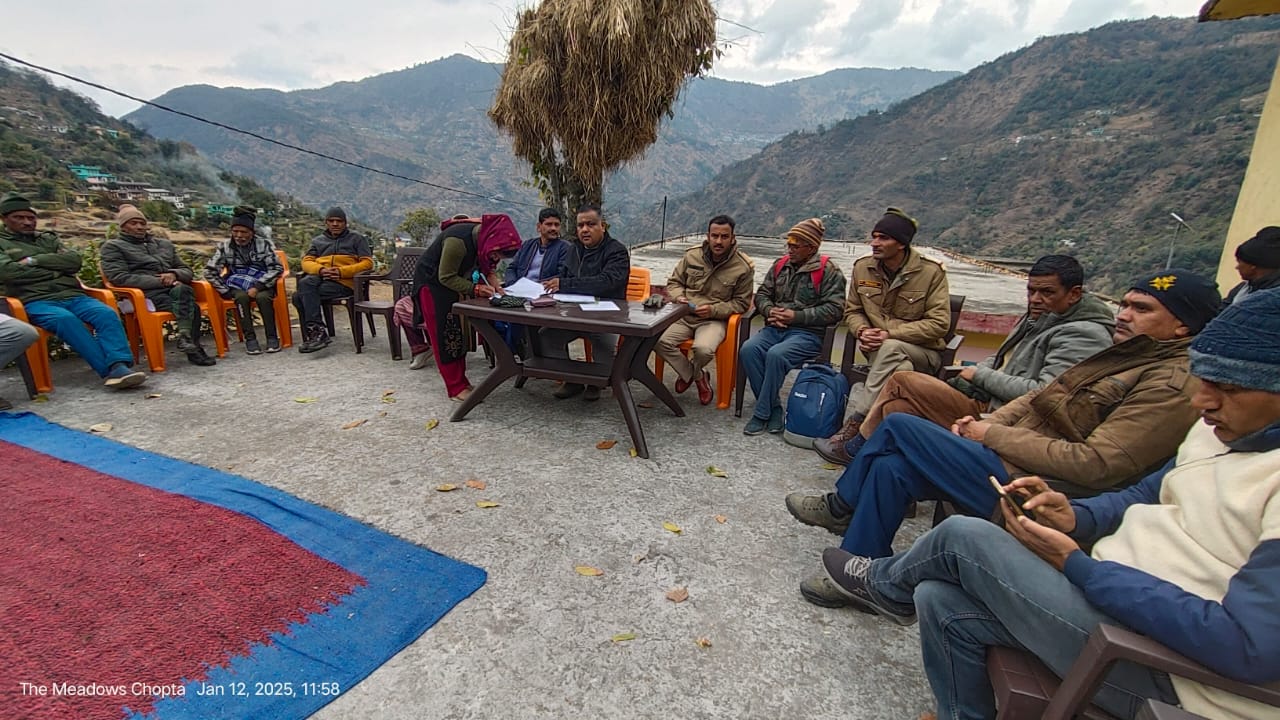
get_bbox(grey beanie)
[325,207,347,221]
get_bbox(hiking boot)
[554,382,585,400]
[800,574,854,608]
[187,344,216,367]
[743,415,769,435]
[103,363,147,390]
[826,416,863,445]
[813,437,853,466]
[175,333,198,354]
[409,351,432,369]
[822,548,917,626]
[695,371,713,406]
[244,336,262,355]
[785,492,851,534]
[265,336,282,353]
[674,373,693,394]
[766,406,785,434]
[298,326,332,354]
[583,385,601,401]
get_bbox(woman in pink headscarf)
[410,214,521,401]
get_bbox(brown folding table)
[450,298,691,458]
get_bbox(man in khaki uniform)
[817,208,950,457]
[656,215,754,405]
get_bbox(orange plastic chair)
[4,288,122,394]
[583,267,651,364]
[653,312,741,410]
[196,249,294,350]
[102,268,228,372]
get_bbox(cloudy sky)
[3,0,1205,118]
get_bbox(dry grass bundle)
[490,0,719,208]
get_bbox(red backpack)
[772,255,830,290]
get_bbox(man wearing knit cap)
[1225,225,1280,305]
[789,268,1222,607]
[204,207,285,354]
[102,205,216,366]
[816,207,950,456]
[0,192,146,389]
[739,217,847,435]
[293,206,373,353]
[819,289,1280,720]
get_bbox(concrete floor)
[2,324,937,720]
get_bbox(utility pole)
[660,196,667,250]
[1166,212,1191,269]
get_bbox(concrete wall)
[1218,51,1280,290]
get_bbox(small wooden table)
[450,298,691,458]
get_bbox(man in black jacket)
[540,204,630,401]
[1225,226,1280,306]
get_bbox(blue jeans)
[867,517,1178,720]
[24,295,135,377]
[836,414,1007,557]
[739,326,822,420]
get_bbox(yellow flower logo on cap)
[1149,275,1177,291]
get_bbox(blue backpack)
[783,363,850,449]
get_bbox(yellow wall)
[1218,52,1280,290]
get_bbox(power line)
[0,51,541,209]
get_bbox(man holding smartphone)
[820,290,1280,720]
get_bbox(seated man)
[203,208,284,355]
[820,290,1280,720]
[539,203,630,402]
[739,218,846,435]
[504,207,568,285]
[815,254,1115,464]
[1225,225,1279,305]
[788,269,1222,605]
[292,207,373,354]
[0,192,145,389]
[822,208,950,449]
[0,311,39,409]
[655,214,754,406]
[102,205,215,367]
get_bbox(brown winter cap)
[787,218,825,249]
[116,205,147,226]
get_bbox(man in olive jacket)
[656,214,754,405]
[786,269,1222,607]
[0,192,145,389]
[102,205,215,366]
[826,207,950,449]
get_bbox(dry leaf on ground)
[574,565,604,576]
[596,439,618,450]
[662,521,683,535]
[821,463,842,471]
[88,423,112,433]
[382,389,396,397]
[714,515,728,524]
[464,479,487,490]
[381,396,397,404]
[435,483,459,492]
[706,465,728,478]
[425,419,440,431]
[377,411,387,417]
[145,393,162,399]
[610,632,636,643]
[637,402,654,409]
[665,587,689,603]
[695,636,712,648]
[475,500,500,508]
[341,419,367,430]
[33,395,49,403]
[293,397,317,404]
[628,447,638,457]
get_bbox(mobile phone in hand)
[988,475,1028,519]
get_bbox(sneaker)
[175,334,198,353]
[821,548,917,626]
[583,385,601,401]
[409,351,432,370]
[785,492,851,534]
[244,336,262,355]
[553,382,585,400]
[813,437,853,466]
[187,344,216,367]
[265,336,282,353]
[103,363,147,390]
[743,415,769,435]
[766,406,785,434]
[695,371,713,406]
[298,326,332,354]
[799,574,854,608]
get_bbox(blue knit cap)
[1189,289,1280,393]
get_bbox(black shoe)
[298,326,332,354]
[175,334,198,354]
[553,383,585,400]
[187,344,216,366]
[245,336,262,355]
[821,548,917,625]
[583,385,601,401]
[265,336,281,353]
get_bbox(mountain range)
[124,57,957,228]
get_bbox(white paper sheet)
[579,300,620,311]
[552,293,595,303]
[503,277,547,299]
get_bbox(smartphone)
[988,475,1027,518]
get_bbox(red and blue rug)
[0,412,486,720]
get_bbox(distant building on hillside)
[67,165,117,184]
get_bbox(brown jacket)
[982,335,1198,494]
[844,248,950,351]
[665,243,754,320]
